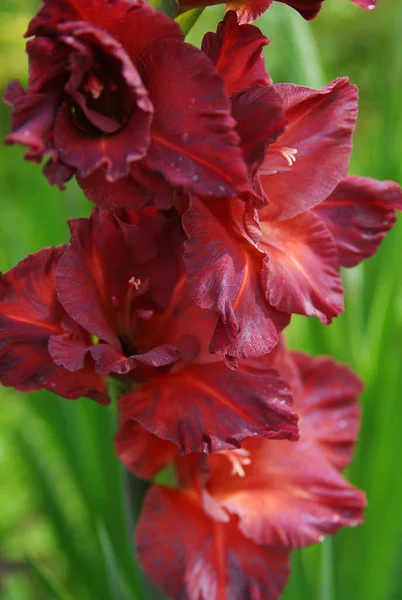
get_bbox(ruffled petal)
[291,352,363,470]
[51,22,153,181]
[260,210,344,323]
[137,38,247,198]
[201,11,271,95]
[0,247,107,403]
[231,85,286,172]
[4,80,61,164]
[56,207,178,348]
[208,437,366,548]
[313,176,402,268]
[118,360,298,454]
[27,0,183,61]
[183,196,289,359]
[226,0,273,24]
[137,485,290,600]
[115,422,179,479]
[260,78,358,221]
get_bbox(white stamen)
[222,448,251,478]
[129,276,141,290]
[272,146,298,167]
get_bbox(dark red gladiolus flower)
[0,246,108,404]
[53,206,298,453]
[182,16,402,360]
[4,0,247,209]
[129,350,365,599]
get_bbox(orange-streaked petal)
[260,78,358,221]
[137,485,290,600]
[118,361,298,454]
[260,211,344,323]
[183,196,289,359]
[208,437,366,548]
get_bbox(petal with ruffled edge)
[137,485,290,600]
[207,437,366,548]
[52,22,153,181]
[0,247,108,403]
[232,85,286,172]
[313,176,402,268]
[55,208,180,374]
[291,352,363,470]
[3,81,61,163]
[201,11,271,96]
[260,78,358,221]
[115,422,179,479]
[118,360,298,455]
[260,210,344,323]
[26,0,183,61]
[183,196,289,359]
[137,38,247,199]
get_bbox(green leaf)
[148,0,178,18]
[97,525,137,600]
[176,7,204,36]
[27,557,75,600]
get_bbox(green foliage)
[1,1,402,599]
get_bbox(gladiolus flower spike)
[2,4,401,600]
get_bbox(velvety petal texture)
[183,196,290,359]
[203,351,365,548]
[5,0,247,206]
[137,486,290,600]
[291,352,363,469]
[260,211,344,323]
[131,349,365,598]
[118,360,298,454]
[0,247,108,403]
[314,176,402,268]
[201,11,271,96]
[55,207,181,375]
[115,422,179,480]
[260,78,358,221]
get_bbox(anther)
[128,276,141,290]
[271,146,297,167]
[222,448,251,478]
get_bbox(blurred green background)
[0,0,401,598]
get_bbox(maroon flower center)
[70,66,130,136]
[111,276,150,357]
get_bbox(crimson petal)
[313,176,402,268]
[260,210,344,323]
[201,11,271,96]
[115,422,179,479]
[27,0,183,61]
[137,485,290,600]
[260,78,358,221]
[208,437,366,548]
[118,360,298,455]
[232,85,286,172]
[292,352,363,470]
[55,208,180,374]
[137,38,247,198]
[183,196,289,359]
[0,247,107,403]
